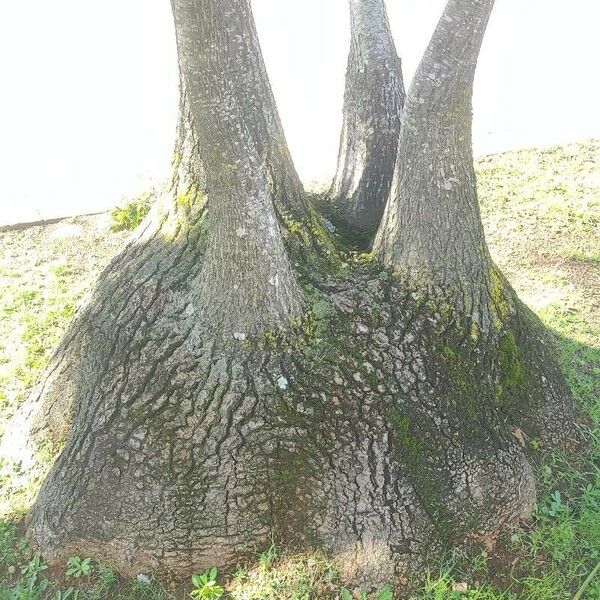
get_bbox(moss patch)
[498,331,525,392]
[489,266,510,328]
[176,185,203,212]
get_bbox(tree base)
[20,253,578,587]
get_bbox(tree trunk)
[1,0,312,475]
[329,0,405,238]
[374,0,494,317]
[7,0,579,590]
[22,0,311,574]
[373,0,576,440]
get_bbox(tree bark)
[374,0,494,316]
[20,0,311,574]
[329,0,405,237]
[6,0,579,590]
[0,0,312,474]
[170,0,307,334]
[373,0,575,441]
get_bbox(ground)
[0,140,598,598]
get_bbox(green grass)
[0,140,599,598]
[0,264,79,426]
[110,192,153,232]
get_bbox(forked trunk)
[373,0,575,441]
[330,0,405,238]
[20,0,312,573]
[5,0,578,591]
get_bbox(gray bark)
[19,0,310,572]
[330,0,405,235]
[372,0,575,450]
[0,0,310,473]
[171,0,306,335]
[6,0,578,590]
[172,0,308,219]
[374,0,495,325]
[25,265,556,585]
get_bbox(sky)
[0,0,598,225]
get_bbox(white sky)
[0,0,598,225]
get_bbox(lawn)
[0,140,598,598]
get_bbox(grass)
[0,217,129,431]
[0,264,76,424]
[109,192,153,232]
[0,140,599,598]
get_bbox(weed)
[110,193,153,232]
[20,557,46,582]
[190,568,224,600]
[65,557,92,579]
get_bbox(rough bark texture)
[173,0,309,220]
[17,0,315,565]
[23,258,576,587]
[171,0,307,334]
[372,0,576,442]
[0,0,315,474]
[330,0,405,237]
[375,0,494,312]
[2,0,578,591]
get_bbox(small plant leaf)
[377,586,394,600]
[340,589,353,600]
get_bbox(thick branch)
[374,0,495,319]
[174,0,307,217]
[330,0,404,235]
[171,0,304,335]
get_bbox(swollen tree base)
[9,0,578,588]
[21,239,577,588]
